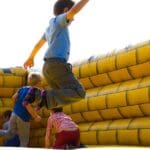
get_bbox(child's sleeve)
[56,13,69,27]
[22,87,38,106]
[36,90,47,110]
[41,33,46,41]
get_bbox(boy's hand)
[35,106,41,112]
[24,58,34,69]
[34,115,41,122]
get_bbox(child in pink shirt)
[45,107,80,149]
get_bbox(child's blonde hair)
[27,72,42,86]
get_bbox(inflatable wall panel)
[0,41,150,148]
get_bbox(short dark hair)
[54,0,75,16]
[51,107,63,112]
[3,110,12,119]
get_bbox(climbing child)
[45,107,80,149]
[0,72,42,147]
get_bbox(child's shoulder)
[19,86,40,93]
[21,86,40,90]
[21,85,31,89]
[18,86,31,92]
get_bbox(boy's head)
[3,110,12,121]
[27,72,42,86]
[54,0,75,16]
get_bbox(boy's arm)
[45,135,52,148]
[12,92,18,104]
[24,38,46,69]
[22,87,41,122]
[45,117,53,148]
[24,104,41,122]
[66,0,89,20]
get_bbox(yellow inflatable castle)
[0,40,150,148]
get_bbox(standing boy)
[0,72,42,147]
[24,0,89,109]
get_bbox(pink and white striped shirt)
[46,112,79,138]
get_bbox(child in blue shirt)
[24,0,89,109]
[0,73,42,147]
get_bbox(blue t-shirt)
[42,13,70,62]
[13,86,41,122]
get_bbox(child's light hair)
[28,72,42,86]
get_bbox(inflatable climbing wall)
[0,40,150,147]
[65,40,150,146]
